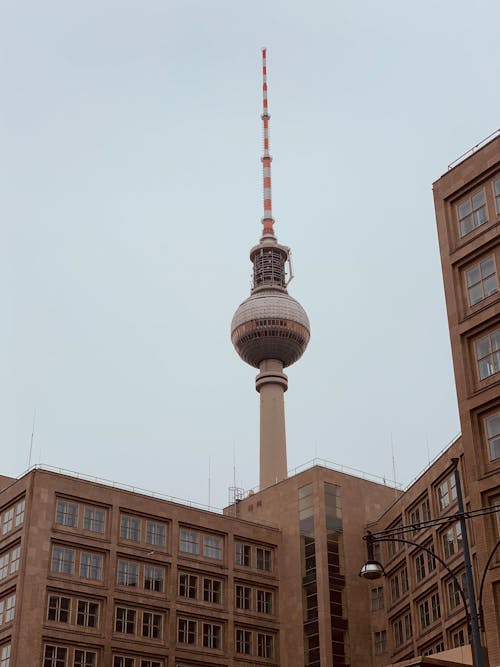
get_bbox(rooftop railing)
[448,129,500,170]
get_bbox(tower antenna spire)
[261,47,275,238]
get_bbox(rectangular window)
[47,595,71,623]
[83,507,105,533]
[203,577,222,604]
[442,521,463,559]
[257,632,274,658]
[140,662,161,667]
[142,612,162,639]
[51,546,75,575]
[9,547,20,574]
[494,177,500,214]
[235,628,252,654]
[236,585,251,610]
[4,596,15,623]
[0,645,10,667]
[202,622,222,649]
[44,645,68,667]
[458,189,487,237]
[426,543,436,572]
[451,627,466,647]
[146,521,166,547]
[203,535,222,560]
[179,529,199,555]
[79,552,103,580]
[374,630,387,655]
[390,573,400,602]
[178,618,197,644]
[256,547,272,571]
[476,329,500,380]
[371,586,384,611]
[144,565,164,592]
[437,474,457,510]
[257,589,273,614]
[115,607,136,634]
[77,600,99,628]
[179,573,198,599]
[14,499,25,527]
[117,560,138,587]
[235,542,251,566]
[120,515,141,542]
[448,573,467,610]
[113,659,134,667]
[415,552,426,582]
[466,257,498,306]
[56,500,78,528]
[486,413,500,461]
[73,651,96,667]
[420,592,441,628]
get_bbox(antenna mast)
[261,48,275,238]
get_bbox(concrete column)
[255,359,288,489]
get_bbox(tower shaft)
[256,359,288,488]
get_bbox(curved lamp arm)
[478,536,500,630]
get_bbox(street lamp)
[359,460,500,667]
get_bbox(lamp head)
[359,560,385,580]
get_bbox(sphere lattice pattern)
[231,290,310,368]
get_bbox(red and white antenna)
[261,47,275,237]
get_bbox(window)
[1,596,15,624]
[203,622,222,649]
[374,630,387,655]
[257,589,273,614]
[387,522,404,558]
[494,177,500,214]
[390,573,400,602]
[0,645,10,667]
[409,496,431,533]
[115,607,136,634]
[400,566,409,593]
[14,499,25,527]
[475,329,500,380]
[140,662,161,667]
[113,659,134,667]
[257,632,274,658]
[419,592,440,629]
[44,645,67,667]
[451,627,467,647]
[393,612,412,648]
[203,577,222,604]
[448,572,467,610]
[48,595,71,623]
[142,612,162,639]
[117,560,138,587]
[77,600,99,628]
[466,257,498,306]
[120,515,141,542]
[83,507,105,534]
[256,547,272,571]
[236,585,251,610]
[415,552,426,582]
[9,547,20,574]
[203,535,222,560]
[235,628,252,654]
[179,573,197,599]
[235,542,251,566]
[179,529,199,555]
[56,500,78,527]
[146,521,166,547]
[426,542,436,572]
[178,618,197,644]
[2,510,13,535]
[437,474,457,510]
[74,651,97,667]
[442,521,463,559]
[51,546,75,575]
[79,552,103,580]
[486,413,500,461]
[144,565,164,592]
[371,586,384,610]
[458,189,487,237]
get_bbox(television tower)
[231,48,310,490]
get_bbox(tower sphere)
[231,288,310,369]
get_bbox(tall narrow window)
[146,521,166,547]
[83,507,105,533]
[235,542,251,566]
[203,577,222,604]
[203,535,222,560]
[80,552,103,580]
[236,585,251,610]
[14,500,25,527]
[494,177,500,214]
[120,515,141,542]
[51,546,75,575]
[458,189,487,237]
[178,618,197,644]
[142,612,162,639]
[179,573,197,599]
[466,257,498,306]
[144,565,164,592]
[235,629,252,654]
[257,633,274,658]
[202,623,222,649]
[117,560,138,587]
[486,413,500,461]
[179,529,199,555]
[115,607,136,634]
[256,547,272,571]
[475,329,500,380]
[55,500,78,527]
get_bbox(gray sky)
[2,1,500,509]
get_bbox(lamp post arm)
[478,536,500,630]
[367,534,469,614]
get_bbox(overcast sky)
[2,1,500,510]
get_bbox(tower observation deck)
[231,48,310,490]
